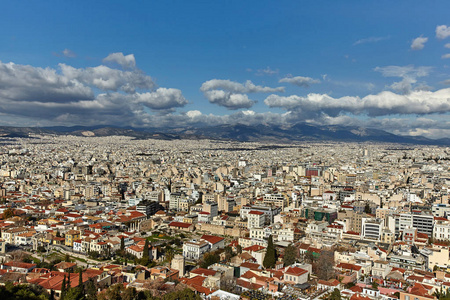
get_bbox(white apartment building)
[247,211,265,228]
[362,218,383,241]
[182,239,210,260]
[434,217,450,241]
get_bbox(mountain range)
[0,124,448,145]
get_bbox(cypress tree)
[66,272,71,291]
[263,235,276,269]
[61,275,66,300]
[142,239,149,260]
[78,269,84,295]
[49,289,55,300]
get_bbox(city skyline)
[1,1,450,138]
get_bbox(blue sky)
[0,1,450,138]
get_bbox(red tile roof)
[201,234,224,245]
[284,266,308,276]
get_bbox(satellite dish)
[274,223,281,230]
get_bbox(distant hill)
[0,123,448,145]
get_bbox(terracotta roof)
[190,268,217,277]
[168,221,192,228]
[201,234,224,245]
[336,262,362,271]
[284,266,308,276]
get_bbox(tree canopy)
[263,235,277,269]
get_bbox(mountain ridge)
[0,124,448,145]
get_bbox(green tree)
[61,275,67,300]
[263,235,276,269]
[78,269,84,296]
[364,202,371,214]
[199,251,220,269]
[49,289,55,300]
[283,243,298,267]
[142,239,149,260]
[166,248,174,264]
[328,288,341,300]
[66,273,71,291]
[85,279,97,300]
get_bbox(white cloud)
[256,67,279,76]
[374,65,432,78]
[0,57,187,125]
[0,61,94,102]
[411,36,428,50]
[200,79,284,109]
[203,90,255,110]
[279,76,320,87]
[445,43,450,49]
[264,88,450,117]
[442,54,450,59]
[353,36,390,45]
[62,49,76,58]
[133,88,187,110]
[436,25,450,39]
[441,79,450,85]
[186,110,202,118]
[60,64,155,93]
[103,52,136,69]
[201,79,284,94]
[374,65,432,94]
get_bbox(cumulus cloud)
[133,88,187,110]
[203,90,255,110]
[186,110,202,118]
[279,76,320,87]
[411,36,428,50]
[0,61,94,102]
[60,64,155,93]
[200,79,284,109]
[445,43,450,49]
[436,25,450,39]
[374,65,432,94]
[264,88,450,117]
[0,57,187,125]
[316,114,450,139]
[103,52,136,69]
[441,79,450,85]
[442,54,450,59]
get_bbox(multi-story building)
[240,205,281,224]
[65,230,80,247]
[136,200,162,216]
[182,239,210,260]
[433,217,450,241]
[247,211,265,228]
[263,193,288,209]
[203,201,218,218]
[361,218,383,241]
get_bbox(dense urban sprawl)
[0,135,449,300]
